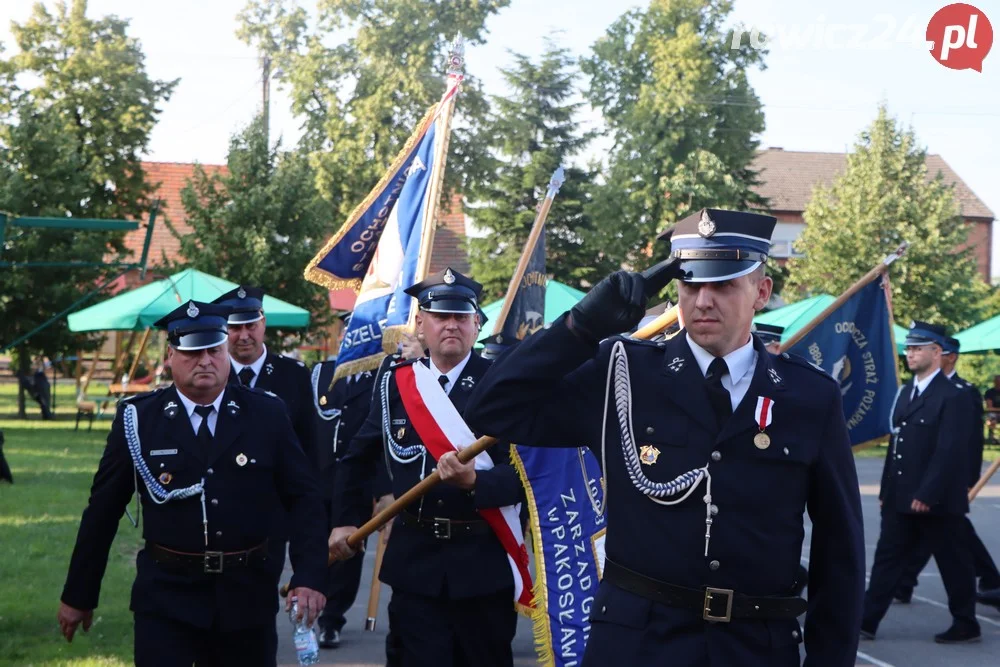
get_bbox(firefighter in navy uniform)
[893,335,1000,606]
[212,286,315,464]
[57,301,327,666]
[465,209,866,667]
[862,322,980,643]
[329,268,523,667]
[310,312,382,649]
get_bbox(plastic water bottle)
[289,597,320,665]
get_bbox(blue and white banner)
[514,445,606,667]
[304,102,444,380]
[786,277,900,447]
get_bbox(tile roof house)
[751,148,994,279]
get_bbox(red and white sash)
[394,361,534,608]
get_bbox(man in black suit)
[893,336,1000,606]
[862,322,980,643]
[329,268,524,667]
[57,300,327,665]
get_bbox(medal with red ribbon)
[754,396,774,449]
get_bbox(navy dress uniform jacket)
[881,373,974,515]
[952,374,985,486]
[230,351,316,467]
[464,317,866,667]
[311,361,380,484]
[332,352,522,600]
[60,384,328,631]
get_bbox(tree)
[785,105,989,331]
[169,116,335,337]
[0,0,175,416]
[466,41,604,298]
[582,0,767,271]
[237,0,508,221]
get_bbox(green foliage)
[0,0,174,367]
[785,105,990,332]
[582,0,767,271]
[466,40,604,298]
[237,0,509,221]
[168,116,335,336]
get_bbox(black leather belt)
[604,559,807,623]
[146,540,269,574]
[399,511,492,540]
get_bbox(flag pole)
[408,36,464,330]
[490,166,565,337]
[632,305,679,340]
[969,458,1000,503]
[779,242,909,354]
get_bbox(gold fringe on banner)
[303,103,439,291]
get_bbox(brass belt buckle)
[204,551,224,574]
[432,518,451,539]
[703,587,734,622]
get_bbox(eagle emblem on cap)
[237,287,247,299]
[443,268,456,285]
[186,302,200,318]
[697,210,716,238]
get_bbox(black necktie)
[705,357,733,427]
[438,374,449,392]
[194,405,214,443]
[238,367,255,387]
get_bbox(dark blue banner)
[513,445,606,667]
[498,231,547,344]
[787,278,899,446]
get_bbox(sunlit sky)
[3,0,998,277]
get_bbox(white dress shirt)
[176,389,225,437]
[687,334,757,412]
[429,352,472,395]
[912,368,940,400]
[231,344,268,388]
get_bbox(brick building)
[751,148,995,280]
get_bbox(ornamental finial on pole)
[447,35,465,77]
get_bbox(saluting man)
[57,301,327,666]
[329,268,525,667]
[465,209,866,666]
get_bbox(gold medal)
[754,432,771,449]
[639,445,661,465]
[236,453,248,467]
[319,396,327,406]
[158,472,173,485]
[397,427,406,440]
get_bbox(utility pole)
[261,53,271,145]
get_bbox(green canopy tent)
[954,315,1000,354]
[755,294,907,355]
[476,280,586,345]
[68,268,311,332]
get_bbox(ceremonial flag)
[786,277,900,447]
[304,87,458,381]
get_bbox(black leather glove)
[569,271,648,344]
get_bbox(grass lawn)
[1,382,138,667]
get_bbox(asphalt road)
[277,457,1000,666]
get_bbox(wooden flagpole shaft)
[969,458,1000,503]
[491,167,565,336]
[364,532,388,631]
[633,305,679,340]
[779,243,908,354]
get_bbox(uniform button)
[601,605,607,614]
[207,468,214,475]
[792,630,800,640]
[901,422,906,427]
[782,447,789,455]
[215,531,222,537]
[709,560,720,571]
[645,426,654,435]
[710,504,719,516]
[211,498,219,506]
[896,454,902,460]
[897,471,902,475]
[436,499,445,508]
[159,462,165,469]
[711,451,722,462]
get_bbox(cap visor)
[227,311,264,324]
[678,260,762,283]
[420,299,477,314]
[172,330,229,351]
